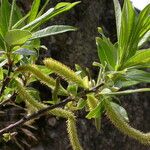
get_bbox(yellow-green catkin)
[16,79,45,109]
[16,80,83,150]
[17,65,68,95]
[105,99,150,145]
[87,94,99,110]
[44,58,88,89]
[50,108,83,150]
[67,118,83,150]
[87,94,101,132]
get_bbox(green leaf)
[4,29,32,46]
[21,7,55,30]
[13,48,37,56]
[21,1,80,31]
[125,69,150,83]
[124,49,150,68]
[37,65,53,75]
[28,0,41,23]
[37,0,50,17]
[96,37,116,70]
[31,25,77,40]
[55,2,72,9]
[12,12,30,29]
[3,133,12,142]
[138,30,150,47]
[77,99,86,110]
[86,102,102,119]
[67,84,78,95]
[0,59,7,67]
[115,79,140,88]
[118,0,136,63]
[113,0,121,39]
[110,102,129,122]
[0,0,10,35]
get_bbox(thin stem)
[0,97,72,135]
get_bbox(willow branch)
[0,83,104,136]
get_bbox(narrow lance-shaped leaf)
[127,4,150,59]
[31,25,77,40]
[21,1,80,31]
[118,0,136,64]
[28,0,41,23]
[37,0,50,17]
[0,0,10,35]
[138,30,150,47]
[96,37,116,70]
[21,8,54,30]
[125,69,150,83]
[8,0,16,30]
[12,13,30,29]
[124,49,150,68]
[113,0,121,39]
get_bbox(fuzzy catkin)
[105,99,150,145]
[17,65,68,95]
[44,58,88,89]
[87,94,99,110]
[67,118,83,150]
[16,80,83,150]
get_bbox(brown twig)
[0,83,104,136]
[0,97,72,136]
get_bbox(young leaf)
[12,12,30,29]
[28,0,41,23]
[0,59,7,67]
[37,0,50,17]
[0,0,10,35]
[115,79,140,88]
[21,8,55,30]
[96,37,116,70]
[118,0,136,64]
[113,0,121,39]
[31,25,77,40]
[4,29,32,46]
[86,102,102,119]
[21,1,80,31]
[125,69,150,83]
[124,49,150,68]
[110,102,129,122]
[8,0,16,30]
[13,48,37,56]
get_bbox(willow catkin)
[105,99,150,145]
[44,58,88,89]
